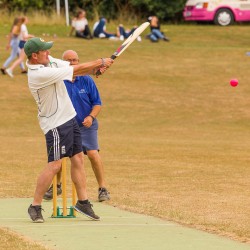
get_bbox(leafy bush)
[0,0,187,22]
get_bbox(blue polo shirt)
[64,75,102,127]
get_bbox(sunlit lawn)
[0,22,250,248]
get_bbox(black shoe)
[43,183,62,200]
[163,37,170,42]
[98,187,110,202]
[28,204,44,223]
[0,68,6,75]
[73,201,100,220]
[21,70,27,74]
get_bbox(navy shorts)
[79,119,99,154]
[19,40,26,49]
[45,118,82,162]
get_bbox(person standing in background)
[6,16,34,78]
[44,50,110,202]
[1,17,27,75]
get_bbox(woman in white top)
[69,10,92,39]
[6,16,34,78]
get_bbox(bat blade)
[113,21,150,58]
[96,22,150,76]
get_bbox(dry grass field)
[0,21,250,248]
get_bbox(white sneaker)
[137,36,142,42]
[120,35,124,41]
[109,36,119,41]
[99,33,106,38]
[6,68,13,78]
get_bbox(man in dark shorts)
[24,37,113,223]
[44,50,110,202]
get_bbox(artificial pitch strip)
[0,198,249,250]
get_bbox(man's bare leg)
[70,152,100,220]
[70,152,87,200]
[32,159,62,205]
[87,150,110,202]
[87,150,106,188]
[28,159,62,223]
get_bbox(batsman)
[24,37,113,223]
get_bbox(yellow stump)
[72,182,77,217]
[62,158,67,217]
[51,157,76,218]
[52,174,58,217]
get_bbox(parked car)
[183,0,250,26]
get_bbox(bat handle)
[95,69,102,77]
[95,55,117,76]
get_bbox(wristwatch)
[89,115,95,121]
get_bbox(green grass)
[0,23,250,248]
[0,228,48,250]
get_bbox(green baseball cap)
[24,37,53,57]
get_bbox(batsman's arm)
[73,58,113,77]
[96,55,117,76]
[82,105,101,128]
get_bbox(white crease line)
[1,223,174,227]
[0,216,168,220]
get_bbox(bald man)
[44,50,110,202]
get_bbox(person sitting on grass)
[147,16,170,43]
[117,24,141,41]
[93,17,117,39]
[69,10,93,39]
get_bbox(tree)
[0,0,187,22]
[0,0,55,12]
[130,0,187,21]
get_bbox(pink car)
[183,0,250,26]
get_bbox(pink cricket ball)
[230,79,238,87]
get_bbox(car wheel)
[214,8,234,26]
